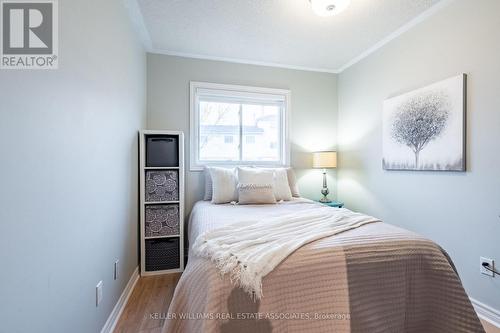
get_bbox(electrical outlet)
[480,257,494,277]
[114,260,119,280]
[96,281,103,306]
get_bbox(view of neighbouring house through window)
[199,101,281,163]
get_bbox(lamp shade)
[312,151,337,168]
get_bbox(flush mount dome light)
[310,0,350,17]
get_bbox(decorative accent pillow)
[237,184,276,205]
[237,167,276,204]
[273,168,292,201]
[209,167,238,204]
[286,167,300,197]
[203,167,212,201]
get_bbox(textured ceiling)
[137,0,443,72]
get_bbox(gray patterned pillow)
[237,183,276,205]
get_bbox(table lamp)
[312,151,337,203]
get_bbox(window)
[190,82,290,170]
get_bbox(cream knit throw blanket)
[192,206,380,299]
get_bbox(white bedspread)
[164,200,484,333]
[192,205,379,299]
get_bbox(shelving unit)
[144,167,180,170]
[139,130,184,276]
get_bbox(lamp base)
[319,196,332,203]
[320,172,331,203]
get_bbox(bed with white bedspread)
[163,199,484,333]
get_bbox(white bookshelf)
[139,130,185,276]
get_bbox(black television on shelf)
[145,135,179,167]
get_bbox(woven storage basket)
[145,204,180,237]
[145,170,179,202]
[145,238,180,271]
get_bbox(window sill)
[190,162,289,172]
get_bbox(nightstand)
[316,200,344,208]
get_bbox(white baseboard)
[471,297,500,328]
[101,267,140,333]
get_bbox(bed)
[163,198,484,333]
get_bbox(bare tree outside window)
[199,102,234,150]
[391,91,450,168]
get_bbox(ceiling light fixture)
[309,0,351,17]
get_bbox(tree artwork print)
[391,91,450,168]
[382,74,466,171]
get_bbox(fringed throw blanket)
[192,206,379,299]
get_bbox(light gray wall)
[0,1,146,332]
[147,54,338,214]
[338,0,500,311]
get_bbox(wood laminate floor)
[114,273,499,333]
[113,274,181,333]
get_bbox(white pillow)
[203,167,212,201]
[237,167,276,204]
[209,167,238,204]
[237,167,274,185]
[237,184,276,205]
[273,168,292,201]
[259,167,296,200]
[286,168,300,197]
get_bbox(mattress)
[163,199,484,333]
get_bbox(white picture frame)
[382,74,466,171]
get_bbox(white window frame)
[190,81,291,171]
